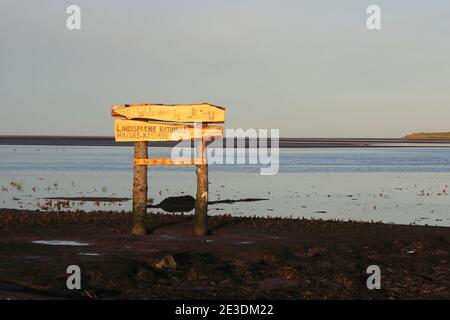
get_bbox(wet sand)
[0,209,449,299]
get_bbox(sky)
[1,0,449,138]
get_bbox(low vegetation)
[9,180,23,192]
[404,132,450,140]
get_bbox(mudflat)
[0,209,449,299]
[2,136,450,148]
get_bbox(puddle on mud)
[32,240,91,246]
[78,252,100,256]
[158,235,179,240]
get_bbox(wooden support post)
[132,141,148,236]
[194,137,208,236]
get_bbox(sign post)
[132,141,148,236]
[194,133,208,236]
[111,103,225,236]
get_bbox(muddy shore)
[0,209,449,299]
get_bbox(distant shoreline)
[1,135,450,148]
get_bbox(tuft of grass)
[9,180,23,192]
[1,186,8,192]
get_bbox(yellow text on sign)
[114,119,223,142]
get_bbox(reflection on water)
[1,145,450,226]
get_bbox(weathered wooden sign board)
[112,103,225,236]
[114,119,223,142]
[112,103,225,123]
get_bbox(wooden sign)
[114,119,223,142]
[112,102,225,237]
[111,103,225,123]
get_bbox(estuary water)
[1,145,450,226]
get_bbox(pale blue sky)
[1,0,449,137]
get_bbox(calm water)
[1,145,450,226]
